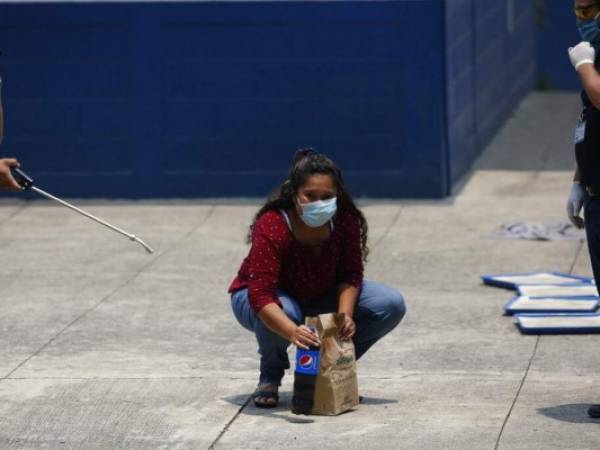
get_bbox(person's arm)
[567,43,596,227]
[247,215,320,349]
[335,213,364,340]
[258,303,320,349]
[337,283,358,340]
[578,64,600,109]
[0,158,21,191]
[0,77,21,191]
[569,41,600,108]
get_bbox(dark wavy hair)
[247,148,369,262]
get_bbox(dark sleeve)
[336,213,364,288]
[247,215,285,313]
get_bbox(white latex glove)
[569,41,596,71]
[567,182,586,229]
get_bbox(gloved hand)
[569,41,596,71]
[567,182,586,229]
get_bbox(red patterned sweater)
[228,209,364,313]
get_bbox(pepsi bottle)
[291,329,320,415]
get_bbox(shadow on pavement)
[222,392,397,423]
[222,392,314,423]
[359,396,398,405]
[538,404,600,424]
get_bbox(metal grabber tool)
[11,167,155,254]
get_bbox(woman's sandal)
[252,389,279,408]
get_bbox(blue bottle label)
[295,348,320,375]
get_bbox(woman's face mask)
[298,197,337,228]
[295,173,337,228]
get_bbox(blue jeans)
[230,280,406,385]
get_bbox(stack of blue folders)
[481,272,600,334]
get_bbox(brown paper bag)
[306,313,359,415]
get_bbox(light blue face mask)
[578,19,600,47]
[298,197,337,228]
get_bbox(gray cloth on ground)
[487,222,586,241]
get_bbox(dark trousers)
[585,195,600,292]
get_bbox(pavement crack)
[0,205,216,382]
[5,376,250,381]
[493,238,581,449]
[0,202,27,225]
[0,202,28,250]
[493,336,540,450]
[495,208,585,448]
[372,206,403,251]
[207,395,251,450]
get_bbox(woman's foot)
[252,383,279,408]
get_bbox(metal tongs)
[11,167,155,254]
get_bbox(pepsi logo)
[299,354,313,367]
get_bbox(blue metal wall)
[445,0,536,184]
[536,0,581,91]
[0,1,535,199]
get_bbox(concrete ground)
[0,92,597,450]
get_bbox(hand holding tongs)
[11,167,154,254]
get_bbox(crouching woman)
[228,149,406,408]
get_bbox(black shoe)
[588,404,600,418]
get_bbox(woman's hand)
[290,325,320,349]
[339,315,356,341]
[337,283,359,340]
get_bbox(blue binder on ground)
[515,312,600,334]
[504,296,600,315]
[481,272,592,291]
